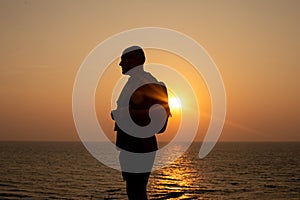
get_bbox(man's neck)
[126,65,145,77]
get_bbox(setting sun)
[169,97,182,110]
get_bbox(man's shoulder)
[143,71,158,83]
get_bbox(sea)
[0,142,299,199]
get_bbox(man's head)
[119,46,145,74]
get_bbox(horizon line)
[0,140,299,143]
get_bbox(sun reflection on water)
[149,145,204,199]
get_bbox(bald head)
[121,46,145,65]
[119,46,146,74]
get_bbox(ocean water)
[0,142,299,199]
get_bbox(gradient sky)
[0,0,299,141]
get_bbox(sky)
[0,0,299,142]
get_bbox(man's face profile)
[119,46,145,74]
[119,55,136,74]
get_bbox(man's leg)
[119,150,156,199]
[125,172,150,200]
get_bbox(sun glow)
[169,97,182,110]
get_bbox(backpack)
[129,82,171,133]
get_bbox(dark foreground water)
[0,142,299,199]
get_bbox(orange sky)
[0,0,299,141]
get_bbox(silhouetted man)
[111,46,170,200]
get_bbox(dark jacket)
[115,83,170,153]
